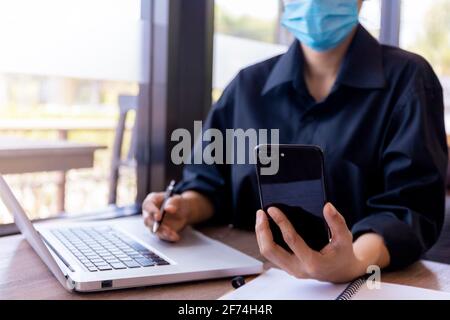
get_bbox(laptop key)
[123,260,141,268]
[84,253,98,257]
[87,266,98,272]
[156,260,170,266]
[153,257,166,262]
[110,262,127,270]
[90,258,105,264]
[97,265,113,271]
[135,258,156,267]
[86,255,101,261]
[106,258,120,264]
[127,242,148,251]
[119,257,133,262]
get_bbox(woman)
[143,0,447,283]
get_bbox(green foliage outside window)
[409,0,450,76]
[215,5,277,43]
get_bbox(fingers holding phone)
[255,144,330,252]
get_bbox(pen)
[152,180,176,234]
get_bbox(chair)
[108,95,138,205]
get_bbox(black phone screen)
[256,145,330,252]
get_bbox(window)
[213,0,382,100]
[360,0,382,39]
[213,0,288,100]
[0,0,144,224]
[400,0,450,130]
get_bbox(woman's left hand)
[255,203,389,283]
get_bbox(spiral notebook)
[220,268,450,300]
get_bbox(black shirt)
[176,25,448,270]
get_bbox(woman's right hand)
[142,192,191,242]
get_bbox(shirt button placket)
[298,113,315,144]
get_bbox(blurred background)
[0,0,449,226]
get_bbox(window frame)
[379,0,401,46]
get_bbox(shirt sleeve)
[352,66,448,270]
[174,77,237,224]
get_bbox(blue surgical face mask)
[281,0,359,52]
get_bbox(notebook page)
[220,268,348,300]
[353,282,450,300]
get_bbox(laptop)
[0,175,263,292]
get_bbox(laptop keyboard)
[51,226,170,272]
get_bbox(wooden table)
[1,224,450,300]
[0,136,106,211]
[0,136,105,174]
[0,119,131,132]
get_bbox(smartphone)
[255,144,330,252]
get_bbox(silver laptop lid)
[0,174,74,291]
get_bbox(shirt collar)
[336,25,386,89]
[261,39,304,96]
[262,24,386,96]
